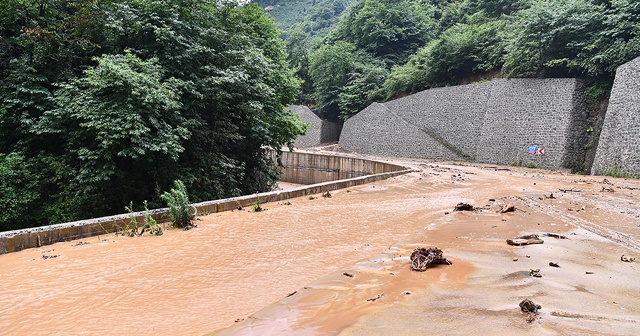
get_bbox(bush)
[161,180,193,229]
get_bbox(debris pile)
[453,202,474,211]
[529,269,542,277]
[410,247,453,271]
[519,298,542,322]
[507,234,544,246]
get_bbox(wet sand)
[1,158,640,335]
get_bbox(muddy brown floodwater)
[1,156,640,336]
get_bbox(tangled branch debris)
[520,298,542,322]
[410,247,453,271]
[621,254,636,262]
[507,234,544,246]
[453,202,474,211]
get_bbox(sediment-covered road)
[1,156,639,335]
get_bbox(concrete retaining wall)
[340,78,587,170]
[592,57,640,176]
[0,151,409,254]
[287,105,342,148]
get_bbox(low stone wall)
[592,57,640,176]
[340,78,587,170]
[0,151,409,254]
[287,105,342,148]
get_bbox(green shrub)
[161,180,193,229]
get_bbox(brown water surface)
[2,158,640,336]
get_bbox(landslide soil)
[1,156,640,336]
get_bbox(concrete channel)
[0,150,410,254]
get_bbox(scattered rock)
[621,254,636,262]
[526,255,531,258]
[549,262,560,267]
[410,247,452,272]
[585,271,594,274]
[234,318,244,323]
[343,272,354,278]
[507,234,544,246]
[402,291,412,295]
[453,202,474,211]
[367,293,384,302]
[499,204,515,213]
[513,258,519,262]
[544,193,556,199]
[529,269,542,277]
[322,191,332,198]
[41,255,59,260]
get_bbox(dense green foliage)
[0,0,306,230]
[259,0,640,120]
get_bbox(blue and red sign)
[527,145,545,155]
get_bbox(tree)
[0,0,305,229]
[309,41,357,120]
[332,0,432,64]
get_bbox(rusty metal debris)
[410,247,453,271]
[453,202,474,211]
[507,234,544,246]
[520,298,542,322]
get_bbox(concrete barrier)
[0,151,410,254]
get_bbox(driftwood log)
[507,234,544,246]
[410,247,452,271]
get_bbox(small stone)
[513,258,519,262]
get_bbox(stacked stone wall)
[287,105,342,148]
[592,57,640,176]
[339,103,461,160]
[384,82,492,159]
[340,78,588,170]
[478,79,587,168]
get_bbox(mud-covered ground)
[1,154,639,336]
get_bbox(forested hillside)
[257,0,640,121]
[0,0,306,230]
